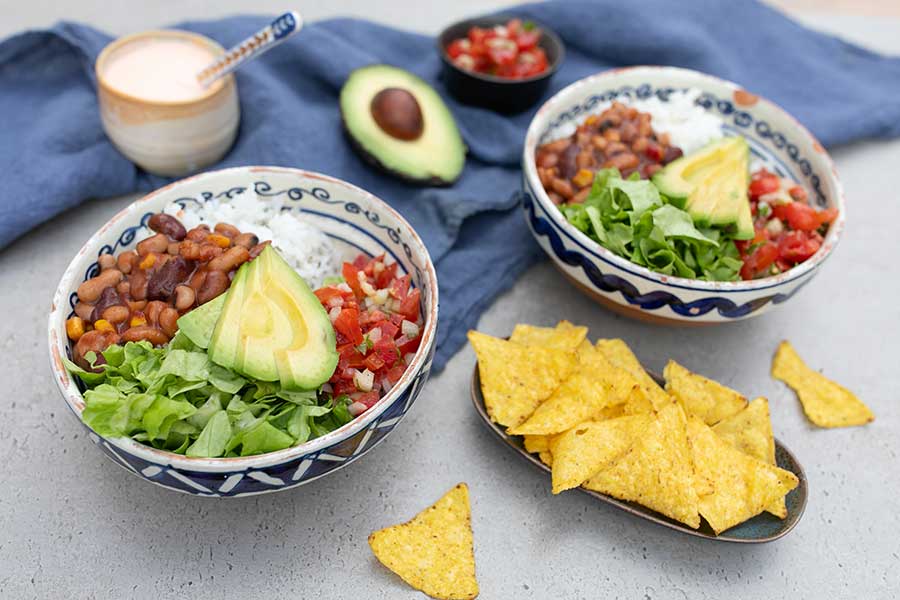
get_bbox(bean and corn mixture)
[66,213,269,370]
[535,101,684,205]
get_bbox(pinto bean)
[158,307,180,337]
[167,242,180,255]
[606,141,628,156]
[575,150,595,169]
[102,305,130,324]
[214,222,241,239]
[207,246,250,272]
[147,256,193,301]
[116,280,131,296]
[74,329,120,370]
[98,254,116,271]
[74,302,94,321]
[185,225,211,243]
[90,287,125,323]
[550,178,574,199]
[136,233,169,256]
[249,241,272,259]
[148,213,187,241]
[541,139,570,153]
[128,300,147,312]
[537,152,558,168]
[174,285,196,311]
[129,270,148,301]
[77,269,122,303]
[117,251,138,274]
[144,300,167,326]
[196,270,229,304]
[233,232,259,249]
[571,187,591,204]
[188,269,207,293]
[121,326,169,346]
[603,152,640,171]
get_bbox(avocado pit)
[370,87,424,141]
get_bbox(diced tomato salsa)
[445,18,549,79]
[314,254,423,417]
[737,168,838,280]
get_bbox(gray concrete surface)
[1,3,899,599]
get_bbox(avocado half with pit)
[340,65,465,186]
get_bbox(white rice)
[552,88,724,155]
[163,191,338,288]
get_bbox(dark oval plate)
[470,365,807,543]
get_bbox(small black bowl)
[437,15,564,114]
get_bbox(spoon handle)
[196,11,303,87]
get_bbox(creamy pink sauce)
[102,36,216,102]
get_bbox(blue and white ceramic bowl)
[48,166,438,496]
[521,66,845,323]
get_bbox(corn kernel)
[65,316,85,341]
[573,168,594,188]
[94,319,115,333]
[138,253,156,270]
[130,315,147,328]
[207,233,231,248]
[585,115,599,125]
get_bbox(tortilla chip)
[687,418,798,534]
[772,341,874,428]
[538,451,554,467]
[508,347,619,436]
[549,415,652,494]
[523,434,551,454]
[584,402,701,529]
[369,483,478,600]
[595,403,627,421]
[509,321,588,352]
[663,360,747,425]
[468,331,576,428]
[620,385,656,415]
[596,339,669,410]
[713,398,785,518]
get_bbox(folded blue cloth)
[2,0,899,369]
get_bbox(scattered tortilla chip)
[468,331,576,427]
[538,451,554,467]
[509,321,587,352]
[508,347,619,436]
[687,418,798,534]
[596,339,669,410]
[772,341,874,428]
[595,403,626,421]
[663,360,747,425]
[549,415,651,494]
[620,385,656,415]
[523,434,551,454]
[713,398,785,518]
[369,483,478,600]
[585,402,701,529]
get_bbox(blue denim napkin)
[2,0,899,369]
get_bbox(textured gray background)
[0,2,898,599]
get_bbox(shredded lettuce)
[560,169,742,281]
[64,339,353,458]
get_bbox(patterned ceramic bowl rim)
[523,65,845,292]
[47,166,439,473]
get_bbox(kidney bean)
[77,269,122,303]
[117,250,137,274]
[121,326,169,346]
[98,254,116,271]
[102,305,130,324]
[148,213,187,241]
[559,144,579,180]
[90,286,125,323]
[74,329,120,370]
[214,222,241,239]
[144,300,167,326]
[207,246,250,272]
[197,270,229,304]
[185,225,211,243]
[174,285,196,311]
[233,232,259,249]
[620,122,637,143]
[249,240,272,259]
[74,302,94,321]
[604,152,640,171]
[662,146,683,164]
[158,307,180,337]
[147,256,193,301]
[551,178,574,199]
[137,233,170,256]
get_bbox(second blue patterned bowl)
[521,66,845,324]
[48,166,438,496]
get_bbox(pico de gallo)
[445,18,549,79]
[738,168,838,280]
[314,253,423,417]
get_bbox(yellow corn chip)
[713,398,785,518]
[687,418,798,534]
[595,403,627,421]
[523,434,551,454]
[509,320,588,351]
[596,339,669,410]
[549,415,652,494]
[369,483,478,600]
[663,360,747,425]
[468,331,576,428]
[538,451,553,467]
[620,385,655,415]
[772,341,874,428]
[508,347,618,436]
[584,402,701,529]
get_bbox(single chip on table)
[509,321,588,352]
[468,331,577,428]
[686,417,798,534]
[508,346,623,436]
[549,414,652,494]
[663,360,747,425]
[712,397,785,518]
[584,402,702,529]
[369,483,478,600]
[772,341,874,428]
[596,339,670,410]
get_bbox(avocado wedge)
[340,64,466,185]
[208,245,338,390]
[652,137,753,240]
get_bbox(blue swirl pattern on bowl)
[49,167,438,497]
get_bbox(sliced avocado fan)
[208,245,338,391]
[340,64,465,185]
